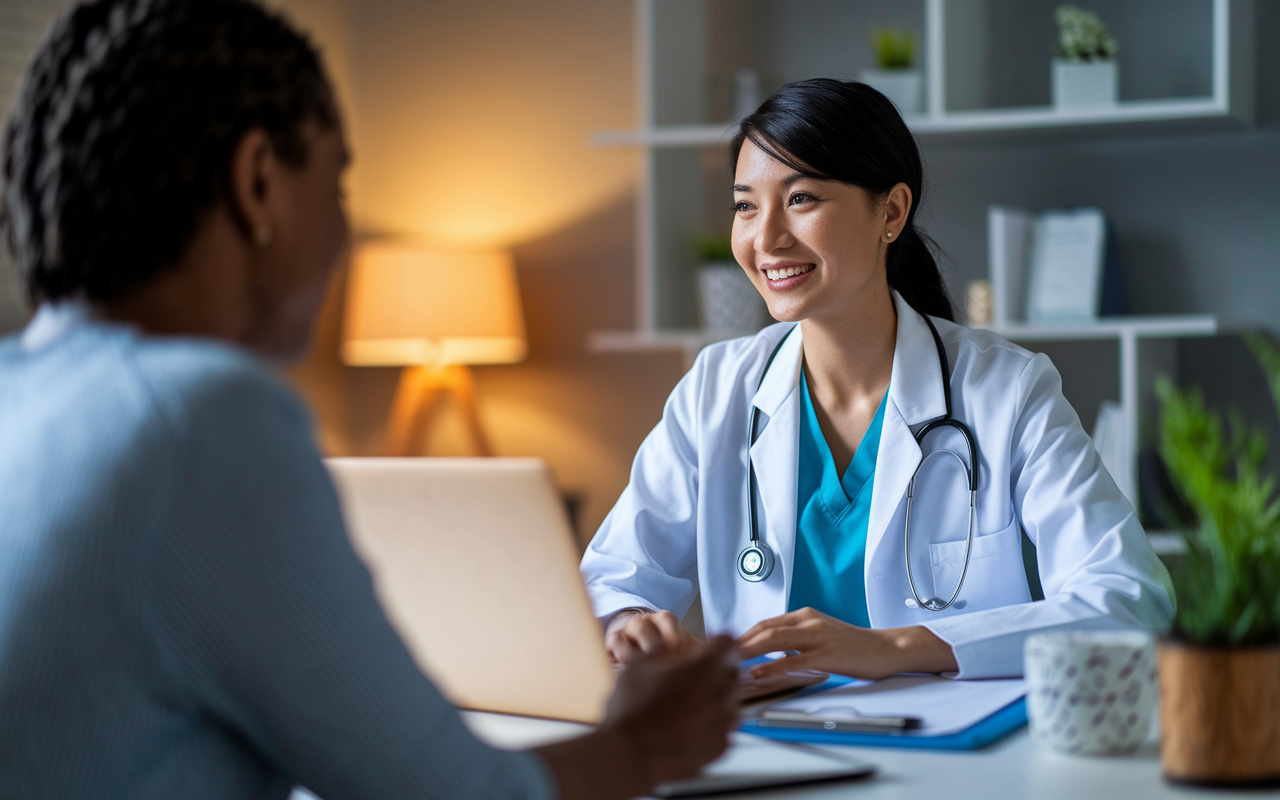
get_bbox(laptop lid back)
[326,458,613,723]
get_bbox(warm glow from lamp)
[342,244,527,367]
[342,243,527,456]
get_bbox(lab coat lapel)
[748,325,804,615]
[866,295,947,565]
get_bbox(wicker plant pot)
[1159,640,1280,787]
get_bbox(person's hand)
[535,636,740,800]
[736,607,958,681]
[605,635,739,783]
[604,608,700,665]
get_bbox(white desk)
[461,710,1265,799]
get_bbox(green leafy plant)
[870,28,914,70]
[1055,5,1117,62]
[1156,333,1280,646]
[693,234,734,263]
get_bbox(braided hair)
[1,0,337,304]
[730,78,953,322]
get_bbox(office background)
[0,0,1276,540]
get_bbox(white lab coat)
[581,292,1174,678]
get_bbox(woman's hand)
[536,636,739,800]
[736,607,958,680]
[605,609,700,665]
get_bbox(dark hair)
[1,0,338,304]
[730,78,953,322]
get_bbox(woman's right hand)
[604,609,700,665]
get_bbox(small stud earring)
[255,226,273,248]
[886,231,894,239]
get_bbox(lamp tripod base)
[385,364,494,457]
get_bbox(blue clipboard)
[739,676,1027,751]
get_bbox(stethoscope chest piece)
[737,542,774,582]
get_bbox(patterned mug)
[1024,630,1158,755]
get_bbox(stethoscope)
[737,317,979,612]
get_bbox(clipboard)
[739,675,1028,751]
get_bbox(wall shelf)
[592,98,1244,149]
[982,314,1217,341]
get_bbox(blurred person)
[0,1,738,797]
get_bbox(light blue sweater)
[0,307,553,799]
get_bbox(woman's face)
[730,138,908,325]
[245,122,352,359]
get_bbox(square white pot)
[858,69,923,114]
[1052,59,1118,109]
[696,263,770,334]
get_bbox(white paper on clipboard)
[761,675,1026,737]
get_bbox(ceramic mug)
[1024,630,1158,755]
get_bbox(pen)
[754,710,923,734]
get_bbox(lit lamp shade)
[342,244,527,366]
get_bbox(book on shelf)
[987,206,1127,327]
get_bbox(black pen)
[753,710,923,734]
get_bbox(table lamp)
[342,243,527,456]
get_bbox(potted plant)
[694,234,770,335]
[1155,333,1280,787]
[1052,5,1118,108]
[859,28,921,114]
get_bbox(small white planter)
[696,263,771,334]
[1052,59,1118,109]
[858,69,923,114]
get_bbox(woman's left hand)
[735,607,958,681]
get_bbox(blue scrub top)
[786,372,887,627]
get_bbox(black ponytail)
[729,78,953,322]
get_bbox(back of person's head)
[1,0,337,306]
[730,78,953,322]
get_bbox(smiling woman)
[582,78,1175,685]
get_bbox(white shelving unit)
[588,0,1247,544]
[590,0,1251,350]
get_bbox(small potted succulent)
[1052,5,1118,108]
[694,234,770,335]
[1155,333,1280,787]
[859,28,922,114]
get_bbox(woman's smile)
[762,261,816,289]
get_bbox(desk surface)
[461,710,1267,799]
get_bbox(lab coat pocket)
[928,519,1032,610]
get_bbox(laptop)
[325,458,876,794]
[326,457,613,723]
